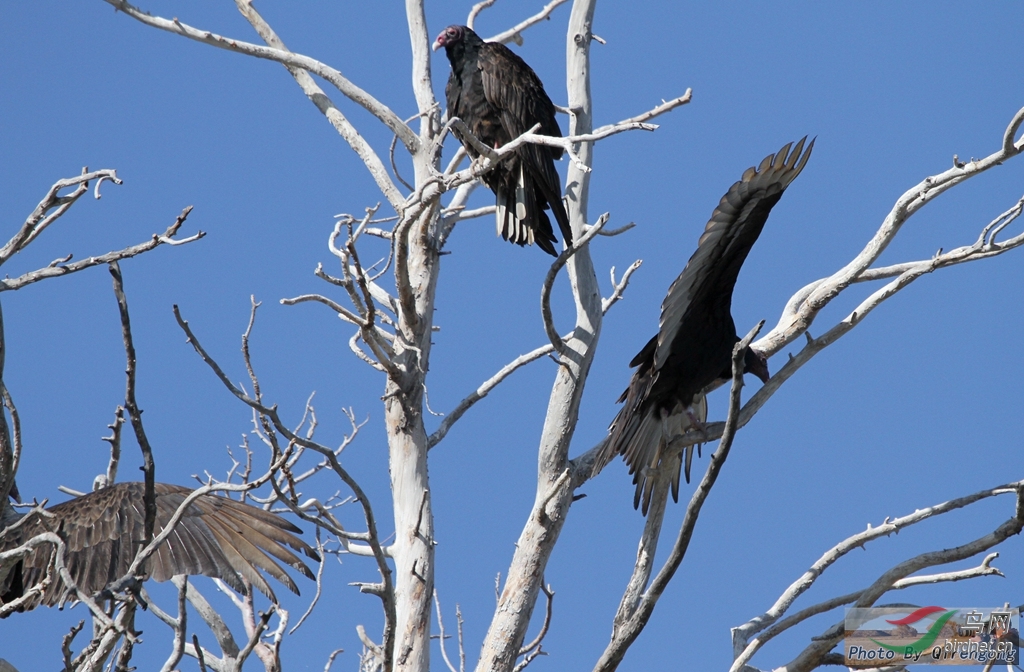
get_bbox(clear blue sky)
[1,2,1022,670]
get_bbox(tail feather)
[602,395,707,516]
[493,162,560,256]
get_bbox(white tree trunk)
[475,2,600,671]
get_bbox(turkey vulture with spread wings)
[0,482,318,613]
[434,25,572,256]
[599,138,814,514]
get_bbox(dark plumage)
[599,138,814,514]
[0,482,318,613]
[434,24,572,256]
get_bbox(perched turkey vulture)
[0,482,318,613]
[434,25,572,256]
[599,138,814,514]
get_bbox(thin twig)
[435,590,459,672]
[108,262,156,546]
[2,206,201,293]
[541,213,610,356]
[486,0,571,45]
[172,305,397,665]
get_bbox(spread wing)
[654,138,814,370]
[598,138,813,513]
[2,482,317,611]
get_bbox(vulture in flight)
[434,25,572,256]
[0,481,318,614]
[599,138,814,514]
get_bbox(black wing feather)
[440,26,571,255]
[598,138,813,513]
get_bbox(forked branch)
[1,169,121,267]
[669,126,1024,450]
[780,487,1023,672]
[171,305,396,667]
[730,481,1024,672]
[2,189,201,293]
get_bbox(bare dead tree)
[2,1,1023,671]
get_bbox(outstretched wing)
[654,137,814,370]
[2,482,317,612]
[599,139,813,513]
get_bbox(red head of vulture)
[0,482,319,614]
[434,24,572,256]
[599,138,814,514]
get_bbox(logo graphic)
[871,607,958,657]
[845,606,1019,666]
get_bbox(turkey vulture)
[599,138,814,514]
[434,25,572,256]
[0,481,318,613]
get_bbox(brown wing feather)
[1,482,318,613]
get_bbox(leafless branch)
[323,648,345,672]
[281,293,367,327]
[108,262,156,544]
[466,0,497,30]
[781,488,1023,672]
[61,620,85,671]
[102,406,125,488]
[609,463,670,638]
[444,145,469,176]
[517,582,555,659]
[601,260,642,313]
[594,322,764,672]
[404,0,438,138]
[235,603,276,669]
[674,181,1024,452]
[512,646,548,672]
[434,590,459,672]
[0,301,21,505]
[541,212,610,355]
[172,305,397,665]
[157,577,188,672]
[290,532,328,634]
[456,604,466,672]
[177,577,240,661]
[427,340,553,449]
[732,553,1004,672]
[729,484,1023,672]
[110,1,418,153]
[1002,104,1024,154]
[0,206,202,293]
[756,105,1024,358]
[599,91,692,128]
[0,169,122,267]
[474,5,606,666]
[438,180,482,247]
[485,0,571,45]
[437,92,691,203]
